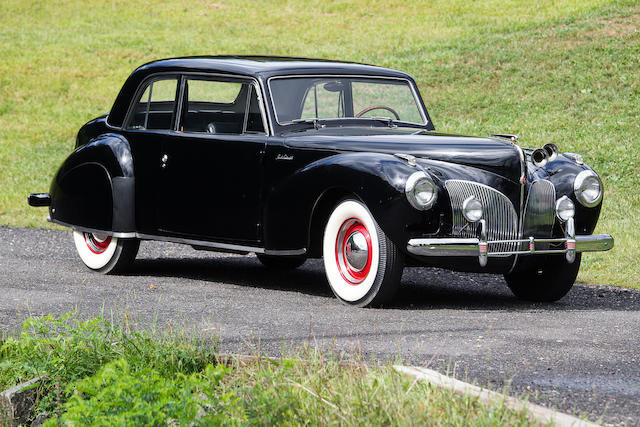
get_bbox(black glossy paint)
[40,56,605,274]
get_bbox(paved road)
[1,226,639,425]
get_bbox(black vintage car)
[28,56,613,307]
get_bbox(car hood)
[284,130,524,184]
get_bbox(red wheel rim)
[84,233,112,254]
[335,218,373,285]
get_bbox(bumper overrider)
[407,218,613,267]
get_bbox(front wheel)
[73,231,139,274]
[504,254,581,302]
[323,199,404,307]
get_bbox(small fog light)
[555,196,575,222]
[462,196,483,222]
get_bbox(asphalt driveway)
[1,226,638,425]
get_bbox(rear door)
[122,75,180,235]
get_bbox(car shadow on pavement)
[128,255,640,312]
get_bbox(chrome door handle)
[161,154,168,168]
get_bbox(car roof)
[107,56,415,128]
[135,55,412,79]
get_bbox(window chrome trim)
[118,71,271,136]
[122,72,181,131]
[266,74,429,127]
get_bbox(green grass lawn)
[0,0,637,287]
[1,314,535,425]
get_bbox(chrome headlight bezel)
[405,171,438,211]
[462,196,483,222]
[573,170,603,207]
[555,195,575,222]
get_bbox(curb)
[394,365,600,427]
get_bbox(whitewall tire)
[323,199,403,307]
[73,231,139,274]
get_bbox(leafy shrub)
[1,314,533,426]
[0,313,217,417]
[45,359,236,426]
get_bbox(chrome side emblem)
[276,154,294,161]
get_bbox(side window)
[301,81,345,119]
[180,78,265,135]
[128,78,178,130]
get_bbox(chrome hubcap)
[335,218,373,285]
[84,232,112,254]
[345,231,369,271]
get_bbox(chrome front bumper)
[407,217,613,267]
[407,234,614,265]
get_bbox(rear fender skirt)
[49,134,135,233]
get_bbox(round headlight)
[405,172,437,210]
[462,196,483,222]
[555,195,575,222]
[574,170,602,207]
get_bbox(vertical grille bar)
[444,180,519,256]
[521,180,556,250]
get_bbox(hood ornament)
[394,153,417,167]
[491,133,519,142]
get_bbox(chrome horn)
[543,143,558,162]
[531,148,549,167]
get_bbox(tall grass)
[0,314,534,425]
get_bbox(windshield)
[269,76,426,126]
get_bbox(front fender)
[49,133,135,233]
[263,153,442,252]
[530,154,602,235]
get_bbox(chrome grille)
[445,180,519,255]
[521,180,556,248]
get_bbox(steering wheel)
[355,105,400,120]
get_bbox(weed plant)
[1,314,534,426]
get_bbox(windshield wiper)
[365,116,398,128]
[289,116,426,131]
[290,118,324,130]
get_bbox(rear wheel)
[504,254,581,302]
[322,199,403,307]
[72,231,139,274]
[256,254,306,270]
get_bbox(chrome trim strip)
[407,234,613,259]
[49,219,307,256]
[254,80,273,137]
[50,218,137,238]
[266,74,428,127]
[136,233,266,253]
